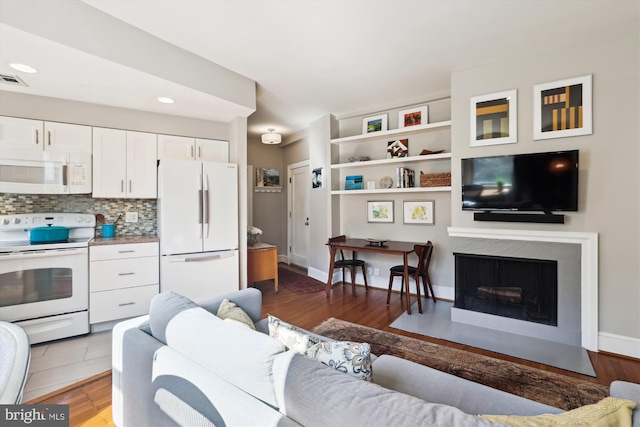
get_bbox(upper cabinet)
[0,116,91,154]
[92,127,157,198]
[157,134,228,162]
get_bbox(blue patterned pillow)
[305,341,373,381]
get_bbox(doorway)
[288,161,309,268]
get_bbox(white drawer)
[90,242,158,261]
[90,285,158,324]
[90,256,158,292]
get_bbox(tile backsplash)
[0,194,157,236]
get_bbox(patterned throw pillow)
[216,298,256,330]
[305,341,373,381]
[268,315,321,353]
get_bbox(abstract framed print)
[470,89,517,147]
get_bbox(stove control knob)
[12,218,21,224]
[2,219,9,225]
[76,216,84,222]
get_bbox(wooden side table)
[247,242,279,294]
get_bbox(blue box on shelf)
[345,175,363,190]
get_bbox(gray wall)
[450,25,639,341]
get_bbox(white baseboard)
[598,332,640,359]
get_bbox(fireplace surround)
[447,227,598,351]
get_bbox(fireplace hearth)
[454,253,557,326]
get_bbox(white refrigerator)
[158,159,239,302]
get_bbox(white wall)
[450,26,640,351]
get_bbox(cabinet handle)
[118,272,135,276]
[35,129,39,145]
[117,250,135,253]
[190,145,194,159]
[48,131,51,146]
[129,180,132,193]
[121,180,124,193]
[118,302,136,307]
[198,146,201,159]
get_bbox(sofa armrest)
[610,381,640,427]
[372,355,562,417]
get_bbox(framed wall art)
[362,113,388,134]
[312,167,322,189]
[470,89,517,147]
[533,74,592,140]
[367,200,394,223]
[398,105,428,128]
[403,200,435,225]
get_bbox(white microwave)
[0,151,92,194]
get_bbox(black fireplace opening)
[454,253,558,326]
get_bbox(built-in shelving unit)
[330,119,452,195]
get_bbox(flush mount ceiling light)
[9,63,37,73]
[157,97,175,104]
[261,128,282,145]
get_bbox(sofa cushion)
[272,352,497,427]
[479,397,636,426]
[149,292,199,344]
[217,298,256,330]
[164,306,286,408]
[305,341,373,381]
[268,315,322,352]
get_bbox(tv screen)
[462,150,579,212]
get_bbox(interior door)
[289,163,310,268]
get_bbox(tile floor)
[24,331,112,402]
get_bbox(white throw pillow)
[267,315,321,353]
[305,341,373,381]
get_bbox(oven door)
[0,247,89,322]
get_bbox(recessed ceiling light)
[9,63,37,73]
[157,97,175,104]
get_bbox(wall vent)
[0,74,28,86]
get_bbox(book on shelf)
[396,167,415,188]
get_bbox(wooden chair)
[386,242,436,313]
[327,235,368,297]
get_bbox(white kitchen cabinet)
[0,116,91,154]
[89,242,159,324]
[157,133,228,162]
[92,127,157,198]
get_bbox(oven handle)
[0,247,87,259]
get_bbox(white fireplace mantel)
[447,227,598,351]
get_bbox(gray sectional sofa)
[112,288,639,427]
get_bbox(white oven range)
[0,213,95,344]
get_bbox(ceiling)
[0,0,638,141]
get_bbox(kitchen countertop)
[90,235,159,246]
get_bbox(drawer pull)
[118,302,136,307]
[118,250,136,253]
[118,272,135,276]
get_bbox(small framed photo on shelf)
[470,89,517,147]
[398,105,428,128]
[362,114,388,134]
[533,74,592,140]
[345,175,363,190]
[367,201,394,223]
[403,200,435,225]
[387,139,409,158]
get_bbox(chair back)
[414,241,433,276]
[327,235,347,261]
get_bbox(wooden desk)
[248,242,279,294]
[326,238,421,314]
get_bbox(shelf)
[331,186,451,195]
[332,152,451,169]
[331,120,451,144]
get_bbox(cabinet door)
[45,122,92,153]
[196,138,229,163]
[0,116,43,151]
[157,134,195,160]
[126,131,157,198]
[92,127,127,198]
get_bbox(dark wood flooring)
[30,264,640,426]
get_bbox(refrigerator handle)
[204,173,210,238]
[198,174,203,239]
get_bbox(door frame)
[287,160,310,267]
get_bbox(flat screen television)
[461,150,579,212]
